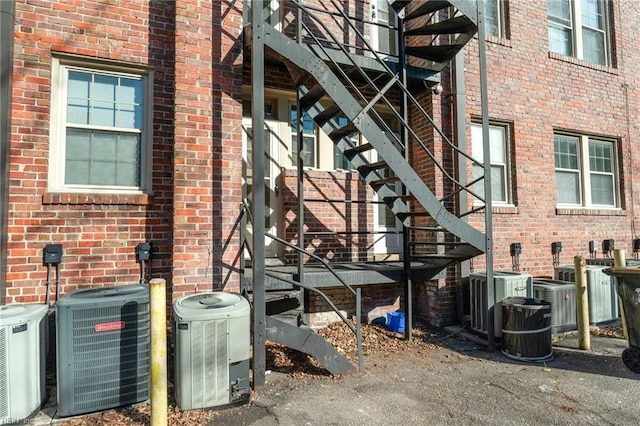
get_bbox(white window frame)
[470,122,513,205]
[547,0,611,66]
[289,103,318,169]
[371,0,398,58]
[484,0,507,39]
[554,133,619,208]
[49,54,153,194]
[243,0,281,30]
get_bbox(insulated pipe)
[149,278,167,426]
[574,256,591,351]
[613,249,628,340]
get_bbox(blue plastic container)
[386,312,405,333]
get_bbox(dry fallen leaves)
[56,321,443,425]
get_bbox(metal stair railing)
[240,202,364,372]
[288,0,487,208]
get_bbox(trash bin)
[501,297,553,363]
[604,266,640,373]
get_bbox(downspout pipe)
[0,0,16,305]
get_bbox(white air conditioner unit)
[0,304,48,423]
[56,285,150,417]
[470,271,532,338]
[586,258,640,267]
[554,265,618,325]
[532,279,577,334]
[173,292,251,410]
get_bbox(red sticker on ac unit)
[95,321,125,332]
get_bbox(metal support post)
[251,2,267,389]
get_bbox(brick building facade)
[2,0,640,331]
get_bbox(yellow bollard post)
[613,249,629,340]
[574,256,591,351]
[149,278,168,426]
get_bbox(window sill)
[473,204,518,214]
[548,52,618,74]
[485,35,511,48]
[556,207,624,216]
[43,192,153,206]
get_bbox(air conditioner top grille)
[0,304,48,326]
[59,285,148,307]
[174,292,250,321]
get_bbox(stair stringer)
[266,316,356,376]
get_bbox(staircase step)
[329,122,358,140]
[404,0,451,20]
[405,44,465,63]
[405,15,475,36]
[299,85,327,109]
[358,160,388,173]
[396,211,430,220]
[314,103,343,126]
[344,142,373,157]
[371,176,400,187]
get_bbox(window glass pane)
[590,174,614,205]
[65,129,140,186]
[67,72,91,125]
[489,126,505,162]
[554,136,579,169]
[589,140,612,172]
[582,28,606,65]
[548,0,572,20]
[581,0,603,29]
[556,170,581,204]
[548,24,573,56]
[471,123,509,203]
[376,0,397,55]
[484,0,500,37]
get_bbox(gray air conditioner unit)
[0,304,48,424]
[586,258,640,267]
[532,279,577,334]
[554,265,618,325]
[56,285,150,417]
[173,292,251,410]
[470,271,532,338]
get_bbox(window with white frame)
[547,0,611,66]
[372,0,398,56]
[554,133,618,207]
[471,122,512,204]
[289,104,317,168]
[49,55,152,193]
[243,0,281,28]
[484,0,507,38]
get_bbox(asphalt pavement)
[209,332,640,426]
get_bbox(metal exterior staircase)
[247,0,487,380]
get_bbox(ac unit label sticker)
[95,321,125,332]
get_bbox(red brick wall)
[463,1,640,276]
[7,0,243,304]
[281,169,375,263]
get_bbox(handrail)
[289,0,484,209]
[240,202,363,370]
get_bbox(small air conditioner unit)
[554,265,618,325]
[173,292,251,410]
[586,258,640,267]
[0,304,48,424]
[470,271,532,338]
[56,285,150,417]
[532,279,577,334]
